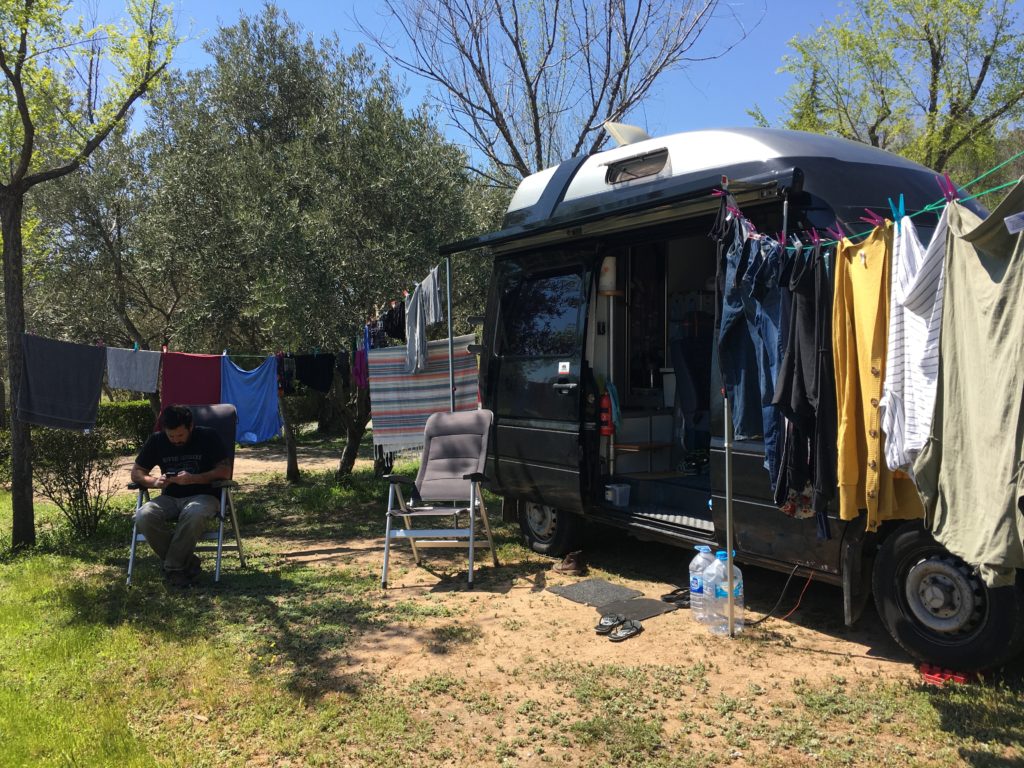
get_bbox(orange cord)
[780,573,814,621]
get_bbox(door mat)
[548,579,643,608]
[594,597,679,622]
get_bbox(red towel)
[160,352,222,412]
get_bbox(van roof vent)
[605,148,669,185]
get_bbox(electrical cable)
[746,562,802,628]
[779,572,815,622]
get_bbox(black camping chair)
[381,409,498,588]
[126,404,245,585]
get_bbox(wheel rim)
[524,502,557,543]
[903,554,986,636]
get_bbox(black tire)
[518,501,582,556]
[872,521,1024,671]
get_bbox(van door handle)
[552,381,578,393]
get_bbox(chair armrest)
[383,474,416,486]
[211,479,239,489]
[463,472,489,483]
[127,482,141,490]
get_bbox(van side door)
[482,251,592,512]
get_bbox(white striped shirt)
[880,207,949,472]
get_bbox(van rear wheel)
[872,521,1024,671]
[519,501,581,557]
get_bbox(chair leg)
[214,493,226,583]
[227,490,246,567]
[467,485,476,588]
[477,491,499,567]
[127,518,139,587]
[382,486,395,588]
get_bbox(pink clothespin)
[936,173,958,201]
[809,228,820,247]
[711,188,726,198]
[859,208,885,227]
[824,220,844,242]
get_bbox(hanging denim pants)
[717,218,764,439]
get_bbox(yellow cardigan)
[833,222,922,531]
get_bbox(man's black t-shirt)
[135,426,227,499]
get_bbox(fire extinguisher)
[599,392,614,436]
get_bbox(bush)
[96,400,155,454]
[31,427,120,539]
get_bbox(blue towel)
[220,355,283,444]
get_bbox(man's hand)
[173,471,193,486]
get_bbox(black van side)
[444,128,1024,670]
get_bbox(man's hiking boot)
[552,550,587,576]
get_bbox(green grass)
[2,462,1024,766]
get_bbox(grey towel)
[106,346,161,393]
[421,265,444,326]
[18,334,105,431]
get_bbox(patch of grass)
[427,622,483,653]
[570,714,663,764]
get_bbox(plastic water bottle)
[704,551,744,636]
[687,545,716,622]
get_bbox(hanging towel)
[353,345,368,389]
[220,355,283,444]
[160,352,221,412]
[106,346,161,393]
[421,264,444,325]
[18,334,105,431]
[404,284,429,373]
[368,334,478,451]
[294,353,336,393]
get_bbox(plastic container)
[703,550,744,636]
[687,545,716,623]
[604,483,630,507]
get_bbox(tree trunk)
[1,191,35,550]
[0,355,7,429]
[337,386,370,476]
[280,399,300,483]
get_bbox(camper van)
[441,128,1023,670]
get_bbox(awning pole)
[724,392,735,637]
[446,255,455,412]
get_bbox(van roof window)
[605,148,668,184]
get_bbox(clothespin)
[161,344,168,353]
[936,173,959,202]
[809,228,820,247]
[132,341,139,351]
[824,220,844,242]
[888,193,905,233]
[859,208,885,227]
[222,349,228,356]
[721,175,730,191]
[711,188,726,198]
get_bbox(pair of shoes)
[660,587,690,607]
[552,550,587,576]
[594,615,644,641]
[164,569,194,589]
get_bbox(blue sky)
[98,1,849,144]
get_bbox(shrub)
[96,400,155,454]
[32,427,120,539]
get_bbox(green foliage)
[30,427,119,538]
[761,0,1024,175]
[96,400,154,453]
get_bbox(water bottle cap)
[715,550,736,560]
[696,545,711,554]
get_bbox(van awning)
[440,167,801,256]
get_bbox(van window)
[605,148,668,184]
[499,270,584,357]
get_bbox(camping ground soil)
[54,445,1024,766]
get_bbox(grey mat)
[548,578,643,608]
[594,597,680,622]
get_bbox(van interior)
[587,200,786,531]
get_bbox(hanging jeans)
[717,219,763,439]
[741,239,785,489]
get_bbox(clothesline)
[763,147,1024,250]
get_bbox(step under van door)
[483,252,592,512]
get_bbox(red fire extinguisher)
[599,392,614,436]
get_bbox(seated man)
[131,405,230,587]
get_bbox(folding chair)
[381,409,498,588]
[127,404,245,585]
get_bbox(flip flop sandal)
[608,619,643,642]
[594,613,626,635]
[660,587,690,604]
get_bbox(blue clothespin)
[888,193,905,233]
[132,341,139,351]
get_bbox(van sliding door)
[484,252,591,511]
